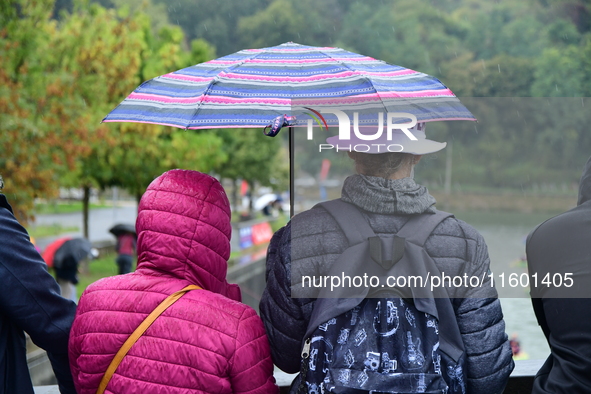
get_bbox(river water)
[454,210,553,360]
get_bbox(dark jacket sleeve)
[259,223,315,373]
[0,195,77,394]
[451,226,514,394]
[531,297,591,393]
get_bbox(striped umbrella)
[103,42,475,129]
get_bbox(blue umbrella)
[103,42,475,130]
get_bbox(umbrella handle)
[263,114,296,137]
[289,126,294,218]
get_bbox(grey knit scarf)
[341,174,437,215]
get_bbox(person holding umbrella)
[52,237,98,302]
[109,223,137,274]
[260,125,514,393]
[0,176,77,394]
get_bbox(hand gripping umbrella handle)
[96,284,202,394]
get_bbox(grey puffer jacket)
[260,174,514,394]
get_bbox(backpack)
[294,199,466,394]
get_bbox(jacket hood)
[135,169,240,300]
[578,156,591,206]
[341,174,437,215]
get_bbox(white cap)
[325,122,446,155]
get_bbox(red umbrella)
[41,237,71,268]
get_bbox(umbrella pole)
[289,126,294,218]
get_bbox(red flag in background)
[319,159,331,181]
[240,180,249,196]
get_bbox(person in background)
[526,155,591,393]
[509,333,529,360]
[54,247,98,303]
[115,230,136,274]
[0,175,77,394]
[69,169,278,394]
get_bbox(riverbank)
[432,190,576,214]
[310,185,576,215]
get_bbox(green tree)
[89,127,226,202]
[237,0,306,49]
[337,0,469,77]
[442,54,535,97]
[214,129,287,213]
[75,8,221,231]
[0,0,96,223]
[152,0,270,55]
[40,2,147,235]
[459,0,548,60]
[531,37,591,97]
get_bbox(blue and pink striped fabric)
[103,42,475,129]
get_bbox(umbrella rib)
[316,48,461,124]
[316,48,391,118]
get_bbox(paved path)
[32,204,138,250]
[30,203,264,253]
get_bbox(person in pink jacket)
[69,169,278,394]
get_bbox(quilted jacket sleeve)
[230,306,279,393]
[260,224,315,373]
[447,221,514,394]
[0,195,77,394]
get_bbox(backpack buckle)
[368,235,405,270]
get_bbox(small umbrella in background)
[53,238,95,269]
[109,223,136,237]
[42,237,72,268]
[254,193,281,211]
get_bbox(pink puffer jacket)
[69,170,278,394]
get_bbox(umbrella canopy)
[109,223,136,237]
[42,237,72,268]
[103,42,475,130]
[53,238,93,269]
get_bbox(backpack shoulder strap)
[316,199,376,245]
[397,210,454,246]
[318,199,453,248]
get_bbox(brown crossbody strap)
[96,284,202,394]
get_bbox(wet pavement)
[31,203,138,251]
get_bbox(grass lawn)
[28,224,80,239]
[34,200,110,215]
